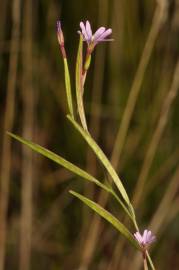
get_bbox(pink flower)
[134,230,156,249]
[78,20,113,46]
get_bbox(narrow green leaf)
[76,35,88,130]
[7,132,133,220]
[70,190,140,250]
[63,58,74,118]
[67,115,130,206]
[7,132,105,188]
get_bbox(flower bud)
[57,20,66,58]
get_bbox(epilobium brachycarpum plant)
[8,20,156,270]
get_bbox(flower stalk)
[78,20,113,88]
[143,255,149,270]
[134,230,156,269]
[57,21,74,119]
[75,34,88,130]
[82,48,91,89]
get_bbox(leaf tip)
[6,131,13,137]
[69,190,76,196]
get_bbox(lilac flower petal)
[86,20,92,39]
[93,27,106,40]
[146,231,152,243]
[151,236,156,242]
[79,22,85,32]
[80,22,89,41]
[134,232,143,244]
[148,235,156,244]
[97,28,112,41]
[143,230,148,244]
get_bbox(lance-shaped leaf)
[7,132,104,188]
[67,115,130,206]
[76,35,88,130]
[7,132,132,219]
[63,58,74,118]
[70,190,141,250]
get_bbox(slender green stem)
[75,35,88,130]
[110,190,133,221]
[147,252,156,270]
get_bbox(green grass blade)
[70,190,140,250]
[76,35,88,130]
[67,115,130,206]
[63,58,74,118]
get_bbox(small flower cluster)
[78,20,113,83]
[134,229,156,250]
[56,20,113,58]
[78,20,113,49]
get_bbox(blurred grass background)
[0,0,179,269]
